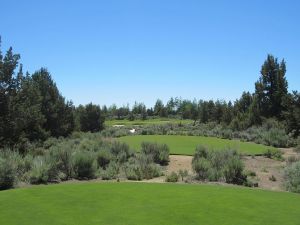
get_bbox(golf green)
[0,182,299,225]
[119,135,274,155]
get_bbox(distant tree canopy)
[1,38,300,150]
[76,103,104,133]
[102,54,299,137]
[0,40,105,149]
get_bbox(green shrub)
[0,157,17,190]
[165,172,179,182]
[73,151,97,180]
[135,153,162,179]
[101,161,119,180]
[178,169,189,181]
[110,141,130,157]
[141,142,170,165]
[295,137,300,153]
[263,148,283,160]
[50,145,74,180]
[0,151,29,189]
[244,179,259,188]
[223,156,246,185]
[263,128,289,147]
[192,146,246,184]
[192,157,211,181]
[125,164,143,181]
[97,149,112,169]
[194,145,209,159]
[284,161,300,193]
[29,157,51,184]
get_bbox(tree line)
[1,39,300,150]
[104,55,299,137]
[0,40,104,150]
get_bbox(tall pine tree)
[255,55,288,119]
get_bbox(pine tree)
[31,68,74,137]
[255,55,288,118]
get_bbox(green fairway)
[119,135,274,155]
[105,118,193,126]
[0,182,299,225]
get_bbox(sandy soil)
[167,155,193,174]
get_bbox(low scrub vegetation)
[165,172,179,183]
[294,138,300,153]
[263,148,283,161]
[192,146,247,185]
[284,161,300,193]
[0,133,169,190]
[141,142,170,165]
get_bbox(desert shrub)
[178,169,189,181]
[294,139,300,153]
[0,150,30,189]
[141,142,169,165]
[0,157,17,190]
[244,179,259,188]
[29,157,51,184]
[192,157,211,181]
[246,170,257,177]
[263,148,283,160]
[192,146,246,184]
[295,145,300,153]
[0,161,16,190]
[287,156,299,165]
[124,162,143,181]
[101,127,129,138]
[284,161,300,193]
[29,154,64,184]
[262,128,289,147]
[223,156,246,185]
[134,153,162,179]
[97,149,113,169]
[101,161,119,180]
[110,142,132,163]
[165,172,179,182]
[49,145,74,180]
[194,145,209,159]
[222,129,233,140]
[73,151,97,180]
[269,175,277,182]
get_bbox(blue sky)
[1,0,300,107]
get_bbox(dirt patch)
[243,156,285,191]
[166,155,193,174]
[243,148,300,191]
[156,149,299,191]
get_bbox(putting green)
[0,183,299,225]
[119,135,274,155]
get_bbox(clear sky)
[1,0,299,107]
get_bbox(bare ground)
[145,148,299,191]
[243,148,300,191]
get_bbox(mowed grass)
[119,135,274,155]
[105,118,193,126]
[0,182,299,225]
